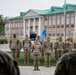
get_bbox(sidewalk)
[19,66,55,75]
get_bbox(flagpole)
[64,0,66,42]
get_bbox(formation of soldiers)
[9,34,76,71]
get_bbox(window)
[35,26,38,29]
[66,24,69,28]
[71,14,74,18]
[66,14,69,18]
[61,33,64,36]
[45,18,47,21]
[53,25,55,28]
[52,32,55,36]
[66,32,68,36]
[53,16,55,19]
[61,25,64,28]
[57,33,59,36]
[57,25,60,28]
[45,26,47,28]
[70,32,73,37]
[71,24,74,27]
[57,15,60,19]
[49,26,51,28]
[49,33,51,36]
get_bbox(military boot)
[33,66,36,71]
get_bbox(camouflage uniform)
[54,51,76,75]
[40,39,45,57]
[55,37,63,61]
[32,38,42,71]
[0,50,20,75]
[9,34,19,61]
[44,37,53,67]
[63,39,70,54]
[23,35,32,64]
[54,39,59,61]
[16,40,22,61]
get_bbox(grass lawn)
[14,52,56,66]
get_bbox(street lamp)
[64,0,66,42]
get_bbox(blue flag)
[40,28,46,40]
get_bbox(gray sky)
[0,0,76,17]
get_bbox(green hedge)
[0,39,8,44]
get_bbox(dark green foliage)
[0,39,8,44]
[0,15,7,35]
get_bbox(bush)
[0,39,8,44]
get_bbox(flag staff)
[64,0,66,42]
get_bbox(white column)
[38,17,41,36]
[28,19,30,37]
[23,19,26,37]
[33,18,35,32]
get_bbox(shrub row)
[0,39,8,44]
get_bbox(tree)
[0,15,7,35]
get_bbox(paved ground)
[0,44,55,75]
[0,44,24,51]
[19,66,55,75]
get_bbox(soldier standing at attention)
[54,38,59,61]
[22,35,32,64]
[63,38,70,54]
[16,40,22,61]
[32,38,42,71]
[9,34,19,61]
[44,36,53,67]
[55,37,64,60]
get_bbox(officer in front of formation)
[9,34,21,61]
[0,50,20,75]
[32,37,42,71]
[22,34,32,64]
[44,36,53,67]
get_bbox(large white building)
[5,4,76,39]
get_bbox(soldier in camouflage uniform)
[69,38,74,52]
[44,36,53,67]
[54,37,64,61]
[54,38,59,61]
[54,51,76,75]
[32,38,42,71]
[9,34,20,61]
[63,38,70,54]
[40,38,45,57]
[0,50,20,75]
[16,40,22,61]
[22,35,32,64]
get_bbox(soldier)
[40,38,45,57]
[63,38,70,54]
[16,40,22,61]
[9,34,20,61]
[55,37,64,61]
[22,35,32,64]
[54,51,76,75]
[44,36,53,67]
[32,38,42,71]
[0,50,20,75]
[54,38,59,61]
[69,38,74,52]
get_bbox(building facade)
[5,4,76,39]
